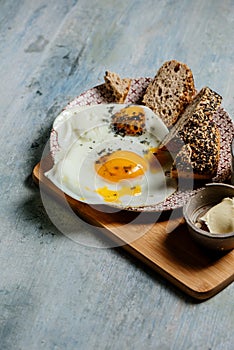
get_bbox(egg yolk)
[120,105,145,115]
[95,150,147,182]
[95,185,142,203]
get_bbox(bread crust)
[157,86,222,180]
[142,60,196,127]
[104,71,132,103]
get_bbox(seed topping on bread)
[142,60,196,127]
[157,86,222,180]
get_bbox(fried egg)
[46,104,177,209]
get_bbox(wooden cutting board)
[32,157,234,300]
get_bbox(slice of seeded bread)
[142,60,196,127]
[104,71,132,103]
[156,86,222,180]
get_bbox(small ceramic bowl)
[231,138,234,185]
[183,183,234,251]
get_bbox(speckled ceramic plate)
[49,78,234,212]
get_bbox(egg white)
[46,104,177,208]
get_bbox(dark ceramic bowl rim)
[183,183,234,239]
[232,138,234,158]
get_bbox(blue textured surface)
[0,1,234,349]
